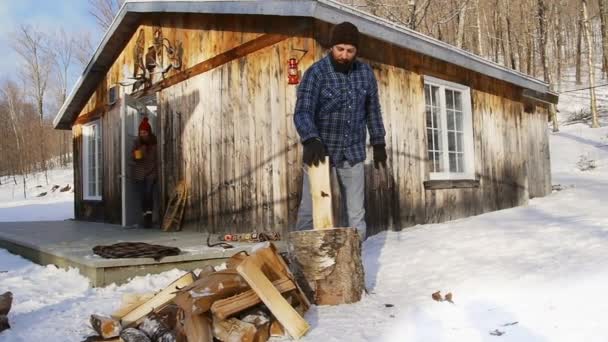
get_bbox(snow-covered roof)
[53,0,557,129]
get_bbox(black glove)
[302,138,326,167]
[373,144,387,169]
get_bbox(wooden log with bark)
[90,314,122,339]
[174,270,249,315]
[0,291,12,333]
[289,228,365,305]
[0,292,12,315]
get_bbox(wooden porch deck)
[0,220,277,287]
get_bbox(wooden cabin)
[53,0,557,237]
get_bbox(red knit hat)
[139,117,151,134]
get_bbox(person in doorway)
[293,21,387,241]
[132,117,158,228]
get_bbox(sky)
[0,0,103,86]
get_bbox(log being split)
[289,228,365,305]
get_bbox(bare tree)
[582,0,600,128]
[50,28,78,166]
[599,0,608,78]
[12,25,54,182]
[537,0,559,132]
[88,0,124,31]
[12,25,52,123]
[456,0,468,49]
[576,9,583,85]
[1,81,28,198]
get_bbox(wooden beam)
[236,257,310,340]
[423,179,480,190]
[308,157,334,229]
[73,105,108,126]
[132,31,295,99]
[522,89,559,105]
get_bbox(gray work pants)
[295,161,367,240]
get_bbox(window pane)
[447,109,454,130]
[449,153,457,172]
[433,129,441,151]
[454,91,462,111]
[456,132,464,152]
[436,152,444,172]
[426,107,433,127]
[446,89,454,110]
[455,111,463,131]
[425,85,430,105]
[448,131,456,151]
[457,153,464,173]
[433,106,441,131]
[427,128,434,151]
[431,86,439,107]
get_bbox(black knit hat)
[330,22,359,48]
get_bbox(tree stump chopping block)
[289,227,364,305]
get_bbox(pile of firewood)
[0,291,12,333]
[84,242,311,342]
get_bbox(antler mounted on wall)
[125,27,184,92]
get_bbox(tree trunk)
[599,0,608,79]
[582,0,600,128]
[456,2,468,49]
[576,9,583,85]
[538,0,560,132]
[476,0,484,56]
[289,228,364,305]
[555,1,565,89]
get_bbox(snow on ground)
[1,122,606,341]
[0,166,74,222]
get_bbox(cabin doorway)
[121,94,159,227]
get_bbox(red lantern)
[288,57,300,85]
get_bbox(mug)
[134,149,143,160]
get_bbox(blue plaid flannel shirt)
[294,55,386,165]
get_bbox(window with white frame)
[424,76,475,180]
[82,121,102,200]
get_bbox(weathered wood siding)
[525,106,552,198]
[73,102,122,223]
[159,17,315,234]
[70,13,552,234]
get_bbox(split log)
[112,293,155,320]
[210,278,295,320]
[241,311,270,342]
[121,272,196,327]
[269,319,286,338]
[236,256,309,339]
[181,310,212,342]
[308,157,334,229]
[138,314,172,341]
[289,227,364,305]
[246,242,311,311]
[120,328,151,342]
[0,315,9,333]
[174,270,249,315]
[90,314,121,339]
[212,316,256,342]
[0,292,12,315]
